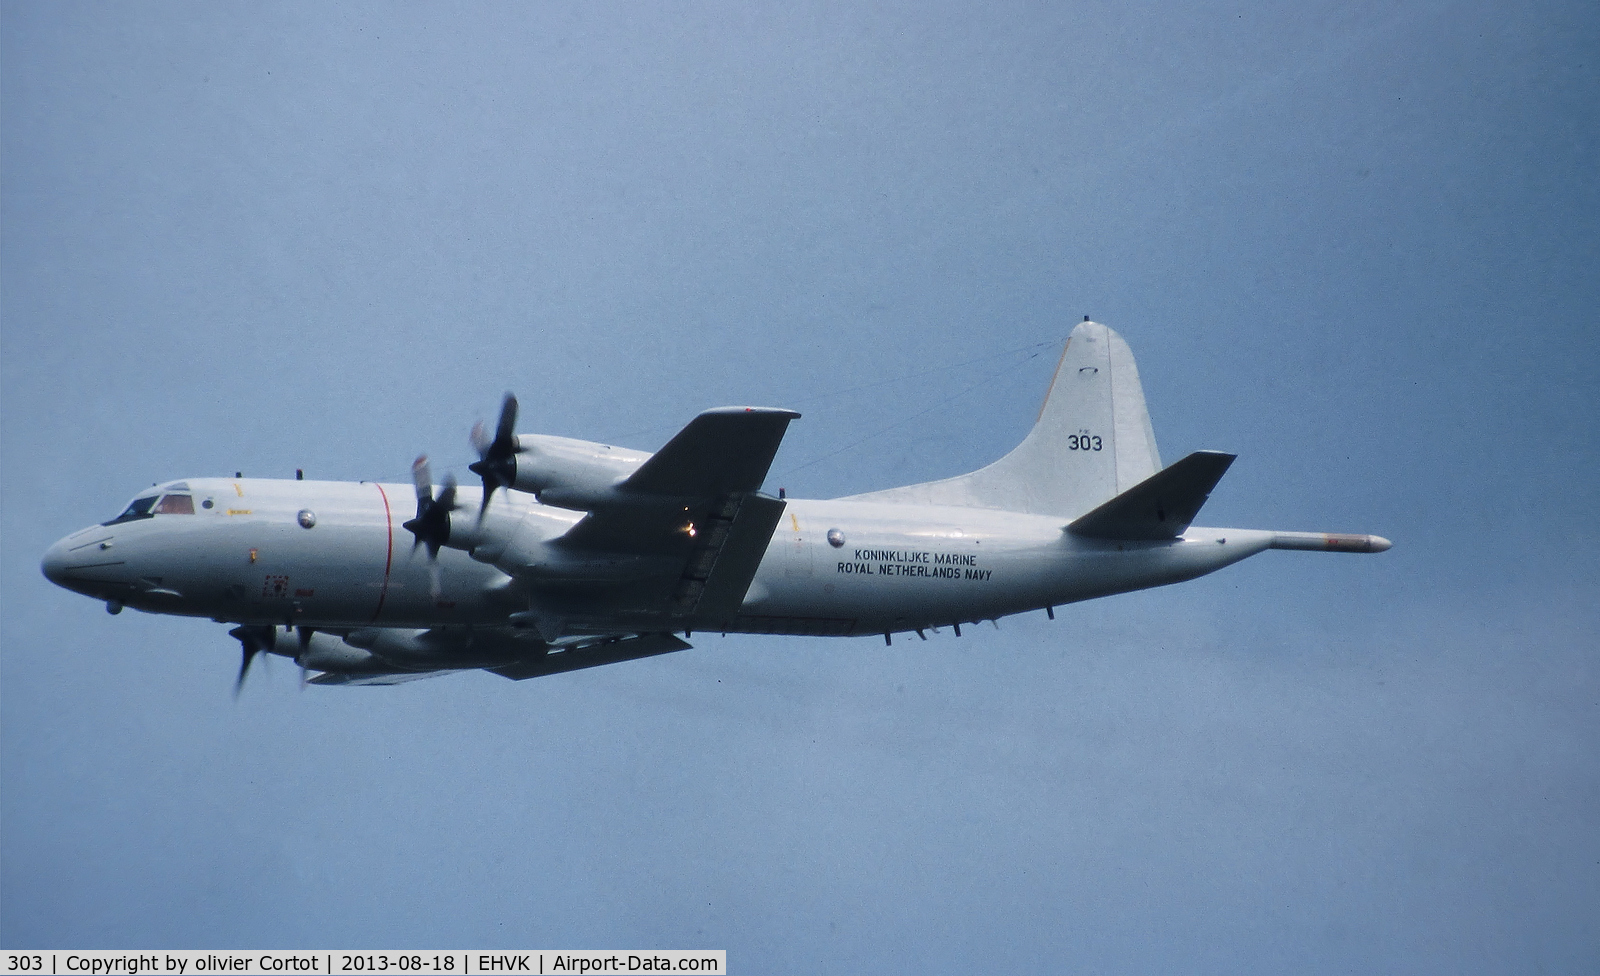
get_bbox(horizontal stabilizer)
[1067,451,1235,541]
[623,407,799,498]
[487,632,692,680]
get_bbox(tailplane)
[1067,451,1234,540]
[845,321,1162,518]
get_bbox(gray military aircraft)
[42,321,1389,691]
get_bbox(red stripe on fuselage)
[372,482,394,622]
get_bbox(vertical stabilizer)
[843,321,1162,518]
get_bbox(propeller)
[402,455,457,597]
[296,626,314,689]
[229,625,276,698]
[403,455,458,558]
[468,393,522,519]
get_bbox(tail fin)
[844,321,1162,518]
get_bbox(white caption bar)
[1,953,725,976]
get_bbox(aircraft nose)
[41,528,125,597]
[41,537,72,586]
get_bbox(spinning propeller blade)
[402,456,458,597]
[297,626,314,689]
[403,456,458,558]
[229,625,276,698]
[468,393,521,519]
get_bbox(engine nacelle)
[509,434,651,511]
[471,506,681,583]
[435,494,528,561]
[298,631,392,674]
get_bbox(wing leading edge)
[622,407,800,497]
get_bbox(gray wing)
[485,632,692,680]
[306,632,694,685]
[550,407,797,622]
[307,669,474,687]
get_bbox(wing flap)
[672,492,787,619]
[1066,450,1235,541]
[535,409,798,616]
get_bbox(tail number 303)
[1068,432,1103,451]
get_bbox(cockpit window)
[104,494,159,525]
[154,493,195,515]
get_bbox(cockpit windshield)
[103,492,195,525]
[154,493,194,515]
[105,494,159,525]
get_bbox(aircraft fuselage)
[42,476,1271,638]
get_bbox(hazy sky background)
[3,2,1596,970]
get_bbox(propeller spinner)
[403,455,458,559]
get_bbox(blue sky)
[3,2,1596,970]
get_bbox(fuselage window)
[104,494,159,525]
[154,493,195,515]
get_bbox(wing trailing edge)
[669,492,788,619]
